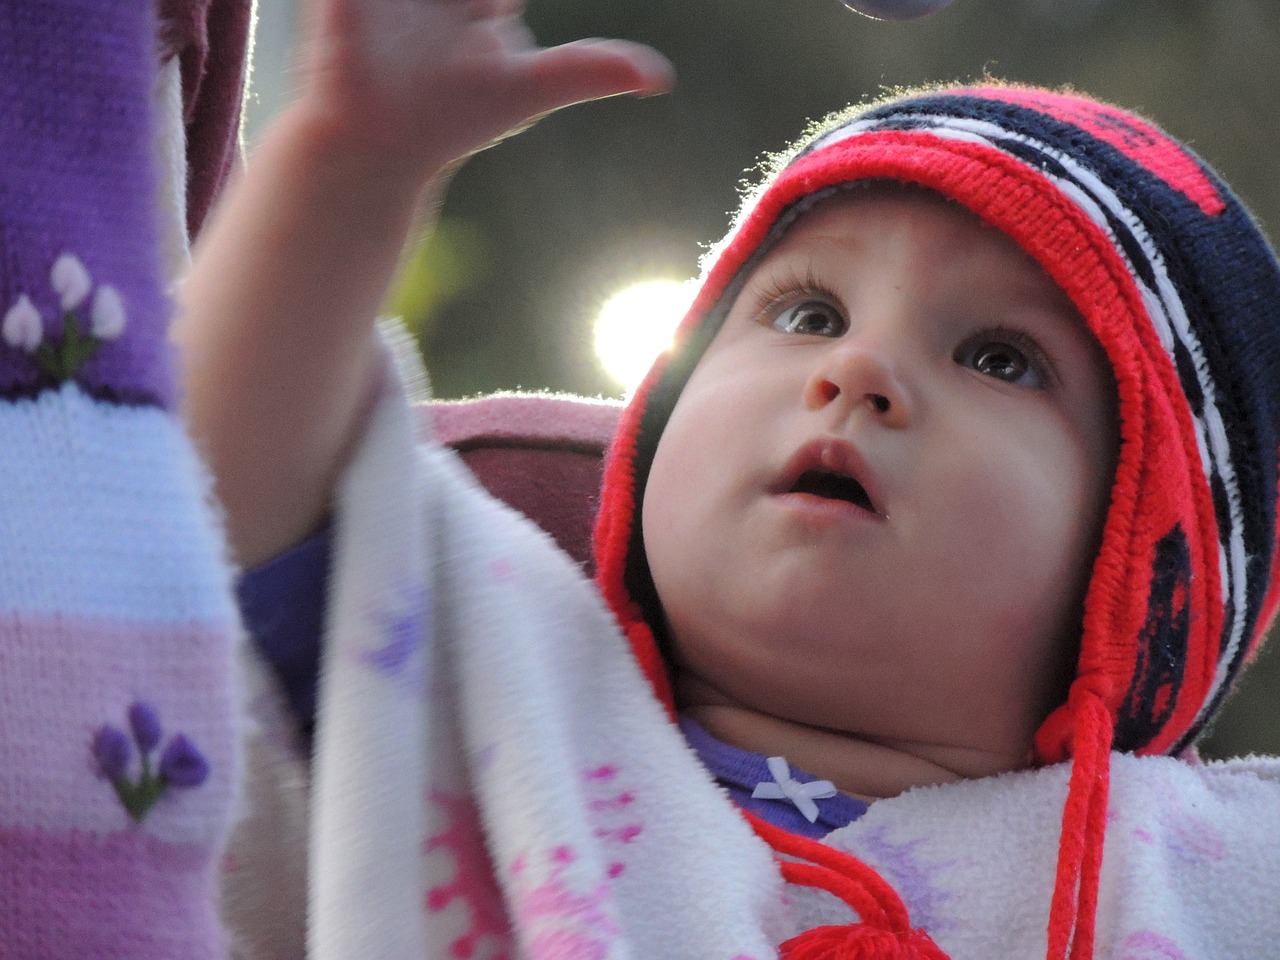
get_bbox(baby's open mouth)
[776,439,885,520]
[789,469,878,514]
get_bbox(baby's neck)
[677,674,1015,802]
[683,703,962,802]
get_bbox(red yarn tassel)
[750,815,906,929]
[780,923,950,960]
[1045,689,1114,960]
[747,813,953,960]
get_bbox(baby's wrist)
[274,100,455,206]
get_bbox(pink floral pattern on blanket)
[510,845,620,960]
[1131,814,1225,863]
[1119,930,1188,960]
[506,764,644,958]
[423,764,645,959]
[424,790,514,959]
[583,763,643,878]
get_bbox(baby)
[179,0,1280,958]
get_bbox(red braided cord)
[1069,696,1113,960]
[779,861,893,930]
[1045,691,1114,960]
[747,812,909,930]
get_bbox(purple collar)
[678,715,869,839]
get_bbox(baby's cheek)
[950,447,1091,588]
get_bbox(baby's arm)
[176,0,671,567]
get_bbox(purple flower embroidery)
[92,725,132,780]
[159,734,210,788]
[128,702,163,752]
[90,701,210,822]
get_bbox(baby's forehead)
[743,181,1084,317]
[765,180,1019,255]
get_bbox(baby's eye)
[770,300,847,338]
[956,333,1048,388]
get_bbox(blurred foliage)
[249,0,1280,758]
[386,219,489,338]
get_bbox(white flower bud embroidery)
[3,295,43,352]
[90,285,126,340]
[50,253,93,312]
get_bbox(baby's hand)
[296,0,674,180]
[180,0,671,568]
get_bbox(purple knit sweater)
[0,4,240,955]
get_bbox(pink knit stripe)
[0,612,237,842]
[0,825,228,959]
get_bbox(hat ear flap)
[1115,523,1191,748]
[1065,295,1223,759]
[1248,461,1280,651]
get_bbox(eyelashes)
[739,267,1059,389]
[744,266,839,324]
[954,326,1056,389]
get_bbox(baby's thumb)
[519,39,674,120]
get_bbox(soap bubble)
[841,0,957,20]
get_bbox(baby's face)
[642,186,1117,777]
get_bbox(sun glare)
[593,279,694,395]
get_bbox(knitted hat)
[594,84,1280,959]
[0,3,240,954]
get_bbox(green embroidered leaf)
[114,773,168,823]
[68,336,100,373]
[111,777,145,822]
[32,342,60,380]
[50,311,103,381]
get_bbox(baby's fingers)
[515,39,674,120]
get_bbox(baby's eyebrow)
[754,253,837,292]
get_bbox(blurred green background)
[246,0,1280,758]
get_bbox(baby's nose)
[803,342,912,428]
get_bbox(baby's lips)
[774,437,886,518]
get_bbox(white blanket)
[304,334,1280,960]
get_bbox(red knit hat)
[593,84,1280,959]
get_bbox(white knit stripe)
[0,385,237,624]
[810,111,1249,714]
